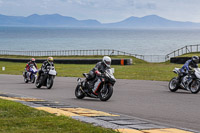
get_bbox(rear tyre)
[190,80,200,94]
[168,77,179,92]
[75,85,85,99]
[47,76,53,89]
[99,84,113,101]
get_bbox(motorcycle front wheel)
[168,77,179,92]
[23,72,28,83]
[35,77,42,88]
[99,84,113,101]
[47,76,54,89]
[75,85,85,99]
[24,77,28,83]
[190,80,200,94]
[31,75,36,83]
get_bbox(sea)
[1,26,200,56]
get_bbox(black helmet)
[192,56,199,63]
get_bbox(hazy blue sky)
[0,0,200,23]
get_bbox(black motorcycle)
[35,66,57,89]
[75,68,116,101]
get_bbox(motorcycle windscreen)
[49,70,57,75]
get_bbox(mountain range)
[1,14,200,28]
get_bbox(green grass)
[178,52,200,57]
[0,99,118,133]
[0,60,181,81]
[1,54,190,81]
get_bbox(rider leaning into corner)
[85,56,111,94]
[25,58,38,80]
[37,57,54,81]
[179,55,199,90]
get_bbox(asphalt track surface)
[0,74,200,132]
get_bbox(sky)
[0,0,200,23]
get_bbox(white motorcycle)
[169,67,200,94]
[35,66,57,89]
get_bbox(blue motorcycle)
[23,64,38,83]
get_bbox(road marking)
[142,128,194,133]
[116,129,143,133]
[116,128,194,133]
[35,107,80,117]
[13,97,44,101]
[0,96,44,101]
[0,96,19,101]
[60,108,119,117]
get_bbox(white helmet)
[103,56,111,67]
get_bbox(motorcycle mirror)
[77,78,81,82]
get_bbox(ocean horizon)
[1,26,200,56]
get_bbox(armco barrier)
[0,58,132,65]
[170,57,192,64]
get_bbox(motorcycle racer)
[179,56,199,89]
[37,57,54,81]
[25,58,38,80]
[86,56,111,93]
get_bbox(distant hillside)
[1,14,200,28]
[106,15,200,28]
[0,14,101,27]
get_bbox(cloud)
[0,0,3,7]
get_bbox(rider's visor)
[106,61,111,65]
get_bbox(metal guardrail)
[0,49,148,61]
[0,49,139,56]
[2,47,191,63]
[142,55,166,63]
[165,44,200,61]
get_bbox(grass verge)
[0,98,118,133]
[0,60,182,81]
[0,55,186,81]
[178,52,200,57]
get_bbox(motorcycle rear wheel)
[190,80,200,94]
[75,85,85,99]
[168,77,179,92]
[99,84,113,101]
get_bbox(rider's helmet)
[103,56,111,67]
[47,57,54,62]
[31,58,35,63]
[192,56,199,64]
